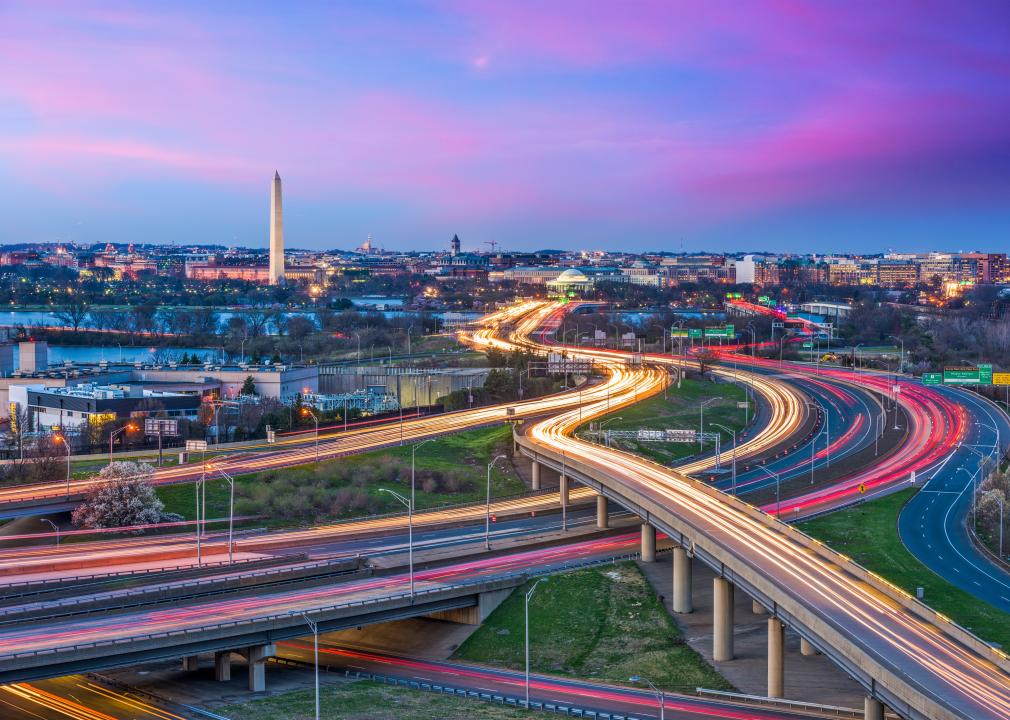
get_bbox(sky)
[1,1,1009,254]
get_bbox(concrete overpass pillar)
[800,638,818,656]
[245,644,275,692]
[752,599,766,615]
[531,460,541,491]
[559,472,569,507]
[596,494,608,528]
[640,523,656,562]
[215,651,232,682]
[182,655,199,672]
[767,617,785,698]
[713,577,735,661]
[672,546,692,613]
[864,697,885,720]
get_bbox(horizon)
[2,1,1008,253]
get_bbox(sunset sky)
[1,1,1008,252]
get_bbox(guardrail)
[694,688,871,718]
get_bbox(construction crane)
[484,239,499,253]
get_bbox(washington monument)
[269,171,285,285]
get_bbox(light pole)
[756,465,781,518]
[698,397,722,452]
[957,467,980,529]
[995,493,1005,560]
[302,407,320,464]
[854,344,864,374]
[710,423,737,495]
[379,488,414,598]
[39,518,59,546]
[406,324,413,355]
[486,454,507,550]
[108,423,137,465]
[216,467,236,563]
[54,434,71,498]
[600,416,623,448]
[629,675,665,720]
[745,323,756,357]
[889,335,905,374]
[525,578,548,708]
[293,611,320,720]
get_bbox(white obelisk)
[269,171,285,285]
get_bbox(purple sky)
[1,1,1009,253]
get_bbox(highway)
[0,675,190,719]
[504,303,1010,719]
[277,641,824,720]
[898,383,1010,612]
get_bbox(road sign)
[688,328,703,338]
[858,483,866,494]
[186,439,208,451]
[664,429,698,442]
[942,366,991,385]
[144,418,180,436]
[802,342,814,349]
[736,401,749,409]
[670,329,690,337]
[267,430,276,443]
[704,325,736,339]
[922,372,942,385]
[994,373,1010,386]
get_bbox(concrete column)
[713,577,735,661]
[640,523,656,562]
[596,494,608,528]
[182,655,199,672]
[531,460,541,491]
[672,546,692,613]
[559,472,569,507]
[864,697,885,720]
[215,651,232,681]
[800,638,818,656]
[767,617,785,698]
[752,599,766,615]
[245,644,275,692]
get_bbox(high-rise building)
[269,171,285,285]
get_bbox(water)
[13,345,216,365]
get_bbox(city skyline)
[1,1,1009,253]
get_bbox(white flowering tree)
[71,461,165,529]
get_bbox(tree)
[71,462,164,529]
[53,298,90,332]
[240,375,258,396]
[695,348,718,377]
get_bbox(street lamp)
[39,518,59,546]
[301,407,320,464]
[109,423,137,466]
[710,423,737,495]
[756,465,782,518]
[599,417,623,448]
[379,488,414,598]
[525,578,548,708]
[629,675,665,720]
[889,335,905,375]
[698,398,722,452]
[957,467,980,529]
[53,434,71,498]
[216,466,237,563]
[486,454,507,550]
[291,611,320,720]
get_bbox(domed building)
[546,267,593,295]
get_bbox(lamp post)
[292,612,320,720]
[957,467,980,529]
[756,465,782,518]
[525,578,548,708]
[379,488,414,598]
[486,454,507,550]
[710,423,737,495]
[995,493,1005,560]
[406,324,413,355]
[889,335,905,374]
[214,466,237,563]
[600,416,623,448]
[745,323,756,357]
[698,397,722,452]
[629,676,665,720]
[301,407,320,464]
[39,518,59,546]
[108,424,137,465]
[54,434,71,498]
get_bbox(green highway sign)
[802,342,814,349]
[942,365,993,385]
[704,325,736,339]
[688,328,703,338]
[922,372,942,385]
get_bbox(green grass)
[799,489,1010,647]
[580,378,747,465]
[157,425,524,524]
[452,562,730,694]
[215,679,528,719]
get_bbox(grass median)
[156,424,524,527]
[798,489,1010,647]
[452,561,731,694]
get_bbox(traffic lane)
[277,641,816,720]
[0,532,656,657]
[0,675,190,719]
[898,386,1010,611]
